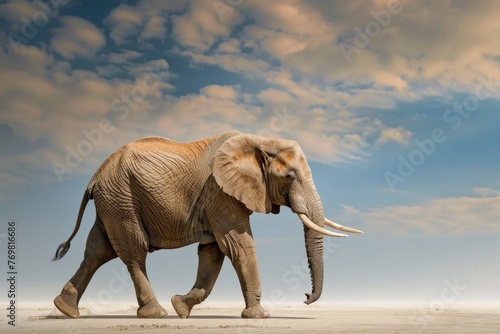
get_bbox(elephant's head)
[211,133,362,305]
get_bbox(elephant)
[52,130,362,319]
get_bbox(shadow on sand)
[44,314,314,320]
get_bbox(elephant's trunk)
[303,220,324,304]
[291,174,362,304]
[299,191,326,305]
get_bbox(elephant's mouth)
[270,194,287,214]
[271,193,290,208]
[283,193,291,207]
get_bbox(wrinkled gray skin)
[53,131,356,319]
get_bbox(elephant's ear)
[211,134,272,213]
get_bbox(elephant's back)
[89,132,241,192]
[128,136,198,158]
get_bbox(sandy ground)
[2,302,499,333]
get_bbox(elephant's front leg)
[219,230,270,319]
[172,242,224,318]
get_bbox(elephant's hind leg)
[108,219,167,319]
[127,261,167,318]
[172,242,224,318]
[54,219,117,318]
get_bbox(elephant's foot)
[171,295,192,319]
[171,288,206,319]
[137,299,167,318]
[54,282,80,318]
[241,304,270,319]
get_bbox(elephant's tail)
[52,188,92,261]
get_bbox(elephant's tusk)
[298,214,348,237]
[324,218,363,234]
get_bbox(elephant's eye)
[286,171,296,181]
[266,152,276,159]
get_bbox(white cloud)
[201,85,238,100]
[173,0,500,101]
[473,188,500,197]
[107,50,143,64]
[127,59,171,86]
[141,15,167,40]
[96,65,122,78]
[375,127,412,147]
[293,130,368,163]
[0,43,173,188]
[172,0,242,50]
[242,0,336,38]
[105,4,143,45]
[0,1,39,23]
[256,88,294,106]
[104,0,188,44]
[50,16,105,59]
[340,193,500,235]
[218,38,240,53]
[180,49,270,74]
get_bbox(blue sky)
[0,0,499,309]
